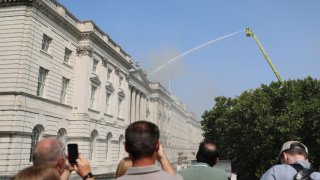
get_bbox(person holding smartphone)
[61,144,95,180]
[27,138,94,180]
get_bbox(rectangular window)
[107,68,112,81]
[92,59,99,73]
[60,77,69,103]
[105,92,111,113]
[90,86,97,109]
[37,67,48,97]
[64,48,72,63]
[42,34,52,52]
[118,98,123,117]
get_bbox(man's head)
[33,138,66,174]
[125,121,160,161]
[196,139,219,167]
[279,141,308,164]
[13,166,60,180]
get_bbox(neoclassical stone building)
[0,0,202,177]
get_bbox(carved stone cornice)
[6,0,82,37]
[149,97,159,102]
[0,0,33,7]
[1,0,134,71]
[80,31,133,69]
[80,31,94,40]
[77,45,93,57]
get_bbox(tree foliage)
[201,77,320,180]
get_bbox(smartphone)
[67,144,79,164]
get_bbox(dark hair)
[125,121,160,160]
[286,142,308,158]
[196,139,219,167]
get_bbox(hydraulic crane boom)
[246,27,283,83]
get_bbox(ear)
[281,152,288,164]
[55,156,65,173]
[155,140,160,151]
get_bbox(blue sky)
[59,0,320,118]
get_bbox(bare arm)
[60,169,72,180]
[74,154,95,180]
[60,157,74,180]
[157,143,176,175]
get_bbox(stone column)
[127,86,132,123]
[136,92,141,121]
[143,96,147,119]
[139,95,144,120]
[140,95,146,120]
[130,88,136,122]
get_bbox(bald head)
[196,139,219,167]
[33,138,65,173]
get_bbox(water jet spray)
[148,29,245,76]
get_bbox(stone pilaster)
[74,45,93,112]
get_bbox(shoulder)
[179,166,228,179]
[212,167,228,173]
[117,176,125,180]
[260,164,297,180]
[178,166,198,174]
[178,167,191,173]
[159,171,183,180]
[310,171,320,180]
[209,167,228,178]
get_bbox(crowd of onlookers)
[11,120,320,180]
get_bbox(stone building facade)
[0,0,202,177]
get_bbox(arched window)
[29,125,44,162]
[57,128,67,145]
[106,132,112,163]
[89,130,98,160]
[118,135,125,160]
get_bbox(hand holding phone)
[67,144,79,164]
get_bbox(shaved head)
[33,138,66,174]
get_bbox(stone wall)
[0,0,202,177]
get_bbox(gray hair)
[33,138,65,168]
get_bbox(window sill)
[117,117,124,121]
[88,108,100,114]
[63,61,73,69]
[40,49,53,59]
[104,113,113,118]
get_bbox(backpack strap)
[290,163,317,180]
[290,163,305,173]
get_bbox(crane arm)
[246,27,283,83]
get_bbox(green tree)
[201,77,320,180]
